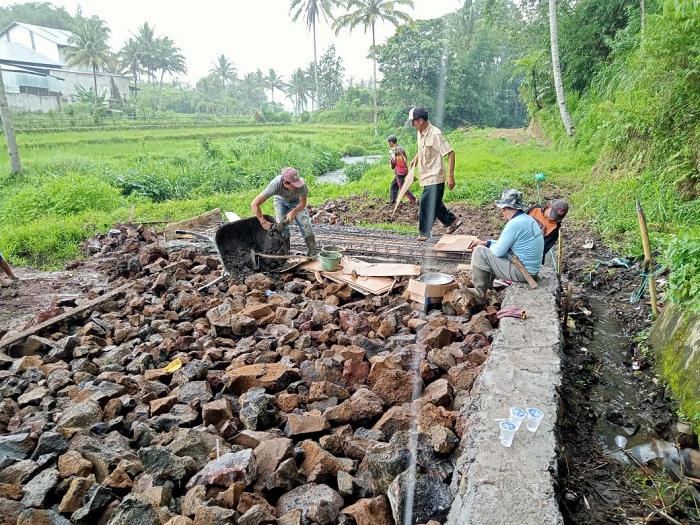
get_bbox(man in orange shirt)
[527,199,569,262]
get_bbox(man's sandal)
[445,218,463,234]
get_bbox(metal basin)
[417,272,454,285]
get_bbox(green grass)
[0,122,631,270]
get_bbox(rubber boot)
[304,235,317,257]
[463,268,492,301]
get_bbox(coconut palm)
[333,0,414,134]
[0,67,22,173]
[263,68,286,103]
[194,76,221,114]
[65,16,112,108]
[154,36,187,109]
[286,68,311,115]
[119,38,142,95]
[210,54,237,89]
[289,0,337,110]
[134,23,159,91]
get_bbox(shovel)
[250,249,300,270]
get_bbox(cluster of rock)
[0,223,500,525]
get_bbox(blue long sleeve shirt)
[488,211,545,275]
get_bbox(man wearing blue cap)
[465,189,544,300]
[406,106,462,241]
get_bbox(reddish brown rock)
[341,495,393,525]
[150,395,178,416]
[202,398,233,428]
[448,363,481,391]
[417,403,456,432]
[299,440,349,483]
[308,381,349,402]
[284,412,330,437]
[58,451,93,478]
[58,476,95,514]
[343,359,370,391]
[418,324,456,349]
[371,406,413,439]
[276,393,302,413]
[253,437,295,492]
[223,363,300,394]
[370,369,421,406]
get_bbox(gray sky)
[1,0,461,85]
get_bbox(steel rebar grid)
[290,224,472,263]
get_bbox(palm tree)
[333,0,414,134]
[286,68,311,115]
[263,68,286,103]
[289,0,337,110]
[210,54,237,89]
[548,0,574,137]
[0,67,22,173]
[134,23,158,93]
[194,76,221,114]
[119,38,142,96]
[65,16,112,108]
[154,36,187,110]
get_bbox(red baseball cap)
[281,167,305,188]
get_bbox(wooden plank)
[0,283,132,350]
[224,211,241,222]
[432,234,481,252]
[341,260,421,277]
[457,263,472,271]
[392,168,415,215]
[163,208,222,240]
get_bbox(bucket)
[321,244,345,254]
[318,251,342,271]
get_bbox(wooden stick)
[0,283,132,350]
[563,283,572,329]
[636,200,659,317]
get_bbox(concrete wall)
[649,302,700,432]
[6,92,60,112]
[447,263,563,525]
[56,70,130,102]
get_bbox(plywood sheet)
[392,168,415,215]
[299,257,395,295]
[431,234,481,252]
[341,259,420,277]
[163,208,222,240]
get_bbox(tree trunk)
[271,88,275,104]
[313,20,319,111]
[371,23,378,136]
[92,62,99,109]
[0,66,23,173]
[549,0,574,137]
[640,0,646,30]
[159,70,165,111]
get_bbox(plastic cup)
[499,421,517,447]
[526,408,544,432]
[509,407,527,430]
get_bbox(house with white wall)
[0,22,131,112]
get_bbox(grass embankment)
[0,123,610,269]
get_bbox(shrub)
[664,230,700,313]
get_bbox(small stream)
[587,297,681,471]
[316,155,383,184]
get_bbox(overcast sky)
[3,0,462,85]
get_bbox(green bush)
[0,175,124,225]
[664,230,700,313]
[344,161,372,183]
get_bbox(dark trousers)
[419,183,456,237]
[389,174,416,204]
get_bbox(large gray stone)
[387,470,453,524]
[275,483,344,525]
[105,494,161,525]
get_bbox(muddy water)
[587,297,679,470]
[316,155,383,184]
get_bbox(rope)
[630,264,663,304]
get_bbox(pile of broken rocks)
[0,223,499,525]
